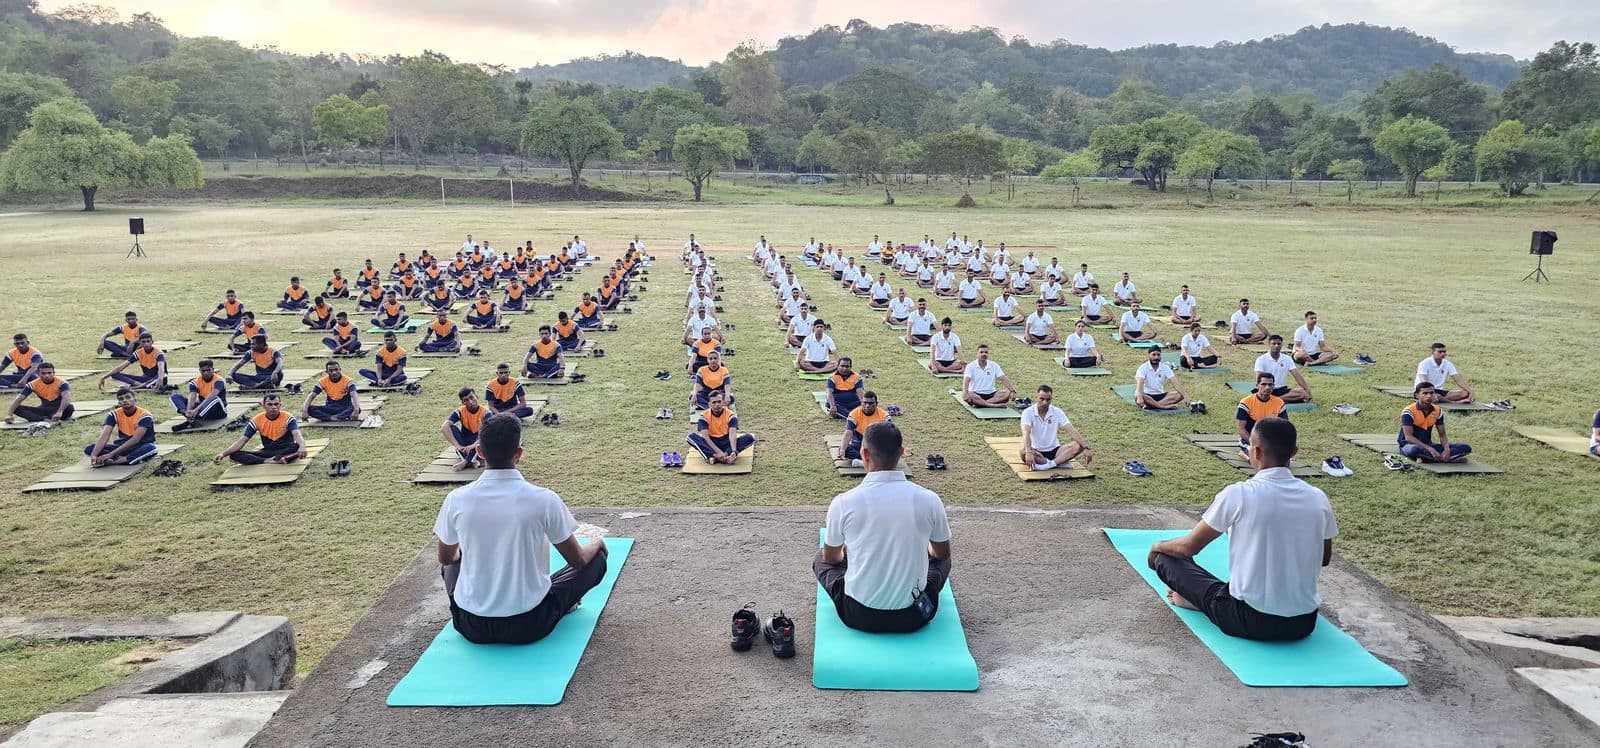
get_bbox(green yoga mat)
[1225,382,1318,412]
[947,388,1019,419]
[1308,364,1367,376]
[1109,384,1187,415]
[386,537,634,706]
[797,372,831,381]
[1102,529,1407,688]
[812,530,978,691]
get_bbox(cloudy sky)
[39,0,1599,67]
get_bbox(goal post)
[439,177,516,206]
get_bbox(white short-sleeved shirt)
[867,240,883,253]
[1040,281,1064,302]
[888,297,914,320]
[1120,311,1150,332]
[1021,404,1071,451]
[1072,271,1094,290]
[1171,295,1197,317]
[870,282,892,301]
[687,315,720,338]
[966,257,986,273]
[931,331,961,361]
[1010,271,1031,290]
[1114,280,1137,299]
[1416,357,1458,388]
[935,271,955,290]
[990,263,1009,281]
[1046,264,1065,280]
[841,266,860,285]
[854,273,872,290]
[1293,325,1325,353]
[1025,311,1054,336]
[433,470,581,617]
[1182,333,1211,357]
[1201,467,1338,617]
[825,469,947,610]
[964,360,1004,393]
[788,314,817,337]
[918,265,933,282]
[993,249,1011,266]
[782,297,806,318]
[1136,361,1175,395]
[1081,295,1106,315]
[1230,309,1261,335]
[832,257,849,272]
[907,310,936,336]
[1021,256,1039,273]
[1065,331,1096,357]
[959,278,983,300]
[1254,353,1298,387]
[993,295,1020,318]
[800,334,836,363]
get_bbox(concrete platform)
[4,692,287,748]
[250,507,1597,747]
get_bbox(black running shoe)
[764,612,796,659]
[731,603,760,652]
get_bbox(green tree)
[672,123,748,201]
[883,139,923,183]
[921,125,1004,198]
[1327,158,1366,203]
[718,44,779,126]
[384,55,498,167]
[1,99,200,211]
[169,113,239,168]
[109,75,177,141]
[1422,163,1449,201]
[1176,130,1266,200]
[519,98,621,194]
[635,136,664,190]
[1585,123,1600,201]
[0,70,72,147]
[831,125,886,184]
[795,127,836,172]
[1039,149,1099,183]
[1524,131,1570,188]
[830,69,928,133]
[1087,123,1142,177]
[1001,137,1039,200]
[1373,115,1452,197]
[1359,63,1492,136]
[1501,42,1600,129]
[1133,113,1205,191]
[1475,120,1534,197]
[312,93,385,164]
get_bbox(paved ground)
[250,506,1596,747]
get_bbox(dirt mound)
[105,174,658,203]
[954,194,977,208]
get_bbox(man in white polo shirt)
[1080,285,1113,325]
[1044,257,1066,282]
[435,413,608,644]
[867,273,893,309]
[957,270,987,309]
[1020,384,1093,470]
[1147,417,1335,641]
[852,265,873,295]
[1062,320,1105,369]
[1039,274,1066,306]
[933,266,958,298]
[1070,263,1095,296]
[866,234,883,257]
[929,318,965,374]
[992,289,1025,327]
[1113,272,1140,306]
[1291,311,1339,366]
[1229,298,1269,345]
[816,421,953,633]
[1416,342,1475,404]
[1118,301,1157,343]
[839,259,862,292]
[684,307,722,347]
[1255,335,1312,403]
[1169,285,1199,325]
[1019,250,1040,276]
[962,344,1015,408]
[885,289,915,326]
[1008,266,1034,294]
[786,306,818,349]
[904,298,937,346]
[1179,321,1221,369]
[1135,346,1189,410]
[988,258,1010,286]
[1022,300,1060,346]
[796,319,838,374]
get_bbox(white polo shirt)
[964,360,1004,393]
[931,331,961,361]
[1021,256,1039,273]
[854,273,872,290]
[966,256,985,273]
[1416,356,1458,388]
[824,471,951,610]
[1120,310,1151,332]
[1114,280,1137,299]
[788,313,817,337]
[1136,360,1175,395]
[907,309,936,336]
[1293,324,1325,353]
[1072,271,1094,290]
[687,315,720,338]
[959,278,982,300]
[1065,331,1096,357]
[782,297,806,318]
[1040,281,1064,302]
[870,282,892,301]
[1254,352,1298,387]
[1025,311,1053,337]
[989,263,1009,282]
[867,240,883,254]
[1021,404,1071,451]
[888,296,914,320]
[1201,467,1338,617]
[841,266,861,285]
[1046,263,1065,280]
[1182,333,1211,357]
[800,333,836,363]
[1171,294,1197,317]
[1010,271,1031,290]
[993,295,1020,318]
[1230,309,1261,335]
[1081,295,1106,316]
[433,470,580,617]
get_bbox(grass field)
[0,637,145,727]
[1,199,1598,712]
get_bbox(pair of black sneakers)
[731,603,794,659]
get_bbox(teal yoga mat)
[386,537,635,706]
[1225,382,1318,412]
[1109,384,1187,415]
[1101,529,1407,688]
[1308,364,1367,376]
[812,530,979,691]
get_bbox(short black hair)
[1268,334,1284,343]
[1414,381,1435,395]
[1252,418,1297,466]
[479,413,522,468]
[1431,342,1447,351]
[457,386,473,400]
[1036,383,1053,395]
[863,421,902,469]
[198,358,214,368]
[941,317,953,325]
[1256,372,1275,385]
[37,360,54,370]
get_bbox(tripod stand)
[1521,254,1549,283]
[127,236,146,259]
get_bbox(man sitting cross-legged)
[84,388,158,467]
[796,320,838,375]
[1022,300,1059,346]
[434,413,609,644]
[956,270,987,309]
[322,312,362,354]
[225,312,266,355]
[98,333,167,391]
[1134,346,1189,411]
[1255,335,1312,404]
[1147,417,1335,642]
[98,311,148,359]
[417,309,461,354]
[301,360,362,423]
[487,362,538,419]
[443,387,487,471]
[501,278,528,312]
[357,281,387,312]
[1170,285,1199,325]
[784,307,816,350]
[525,328,567,381]
[0,335,48,390]
[688,390,755,464]
[423,283,455,313]
[839,390,892,467]
[991,289,1025,328]
[932,266,958,298]
[904,298,937,346]
[1062,320,1105,370]
[1070,264,1095,297]
[1229,298,1268,345]
[692,350,736,410]
[1292,311,1338,366]
[1008,265,1034,295]
[325,269,350,299]
[1079,285,1113,325]
[1118,301,1157,343]
[574,293,605,330]
[553,313,584,353]
[4,362,75,425]
[867,273,892,309]
[962,344,1015,408]
[1415,342,1476,404]
[1113,272,1141,306]
[929,318,965,375]
[168,359,227,431]
[884,290,915,327]
[199,289,246,332]
[1179,322,1221,369]
[1400,382,1472,463]
[302,296,335,330]
[463,291,503,331]
[1038,275,1066,307]
[1237,373,1287,457]
[1021,384,1093,471]
[816,421,953,633]
[279,276,311,311]
[825,358,865,419]
[371,291,411,331]
[359,333,408,388]
[688,327,722,374]
[230,336,284,391]
[213,402,301,467]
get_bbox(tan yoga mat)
[521,364,579,385]
[22,444,183,493]
[1512,425,1598,459]
[413,447,484,484]
[1058,361,1111,376]
[303,343,374,359]
[918,359,963,379]
[983,436,1093,480]
[302,396,389,428]
[564,340,599,357]
[410,340,479,358]
[0,369,99,394]
[680,445,754,474]
[364,367,434,391]
[1371,386,1502,412]
[1338,433,1502,474]
[96,340,198,359]
[1182,434,1323,478]
[824,435,865,477]
[1011,332,1065,350]
[903,338,931,354]
[154,401,257,433]
[0,399,116,430]
[206,341,298,358]
[211,437,330,487]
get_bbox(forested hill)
[523,22,1523,105]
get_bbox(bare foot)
[1167,589,1200,610]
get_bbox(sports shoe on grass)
[1122,460,1153,477]
[1383,454,1413,471]
[763,612,796,659]
[1332,403,1360,415]
[1322,456,1351,477]
[731,604,760,652]
[1489,399,1514,410]
[1354,354,1376,365]
[1190,401,1207,414]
